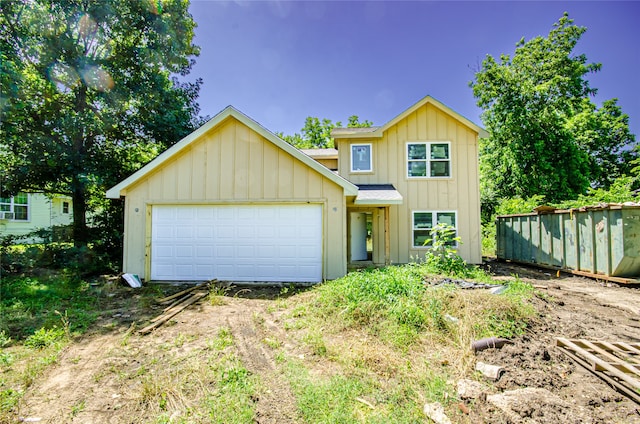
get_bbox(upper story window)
[350,144,372,172]
[407,141,451,178]
[0,192,29,221]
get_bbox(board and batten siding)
[336,103,482,264]
[120,117,347,281]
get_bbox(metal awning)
[354,184,403,205]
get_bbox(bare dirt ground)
[13,262,640,423]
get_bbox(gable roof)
[106,106,358,199]
[331,95,489,139]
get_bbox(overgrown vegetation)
[482,175,638,256]
[0,269,160,421]
[1,239,538,422]
[281,244,536,421]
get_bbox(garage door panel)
[237,246,255,258]
[151,204,322,282]
[176,247,193,257]
[237,225,256,238]
[217,226,235,239]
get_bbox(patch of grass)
[0,389,21,414]
[204,355,257,423]
[0,271,161,422]
[209,285,228,306]
[286,361,367,423]
[24,327,66,349]
[285,359,425,423]
[0,275,99,340]
[208,327,234,351]
[302,331,327,357]
[263,337,282,349]
[70,399,86,417]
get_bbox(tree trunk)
[71,178,89,247]
[71,84,90,247]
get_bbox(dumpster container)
[496,204,640,278]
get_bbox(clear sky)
[186,1,640,138]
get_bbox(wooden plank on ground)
[156,280,214,304]
[556,337,640,404]
[152,290,208,323]
[140,291,208,334]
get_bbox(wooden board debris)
[556,337,640,404]
[156,280,215,304]
[140,284,214,335]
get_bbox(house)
[0,193,73,241]
[106,95,486,283]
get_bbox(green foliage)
[567,99,636,189]
[205,356,256,423]
[302,330,328,356]
[496,195,546,216]
[0,0,203,246]
[24,327,66,349]
[0,331,11,348]
[465,279,535,339]
[472,13,637,204]
[310,259,529,347]
[278,115,373,149]
[286,363,369,423]
[557,175,637,209]
[209,327,233,351]
[0,274,100,340]
[423,223,467,276]
[0,238,117,276]
[0,389,20,414]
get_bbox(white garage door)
[151,204,322,282]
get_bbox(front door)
[350,212,368,261]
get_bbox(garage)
[150,204,322,282]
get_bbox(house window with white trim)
[0,192,29,221]
[62,201,70,214]
[351,144,372,172]
[412,211,457,247]
[407,142,450,178]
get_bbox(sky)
[186,1,640,138]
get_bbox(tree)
[278,115,373,149]
[470,13,636,204]
[567,98,636,188]
[0,0,203,246]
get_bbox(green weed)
[208,327,233,351]
[24,327,66,349]
[209,285,228,306]
[302,331,327,356]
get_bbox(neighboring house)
[107,95,486,283]
[0,193,73,240]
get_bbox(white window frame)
[406,141,451,179]
[412,210,458,248]
[350,143,372,173]
[0,192,30,221]
[62,201,70,214]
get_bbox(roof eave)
[353,199,403,205]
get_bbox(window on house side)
[412,211,457,248]
[407,142,451,178]
[0,192,29,221]
[62,201,70,214]
[351,144,372,172]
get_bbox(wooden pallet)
[556,338,640,404]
